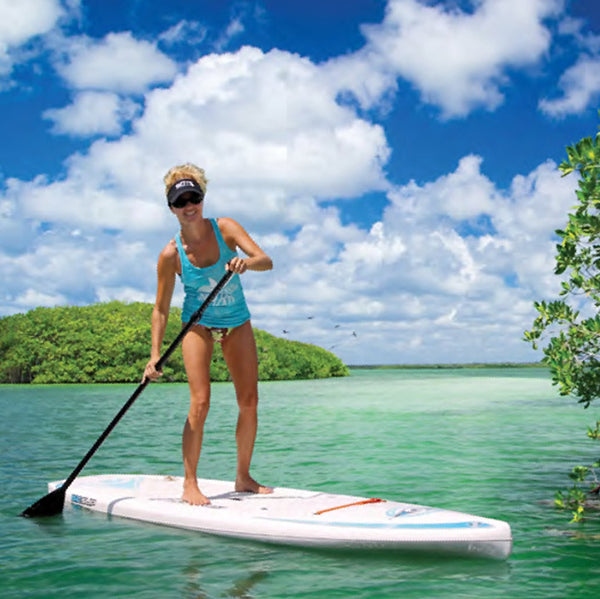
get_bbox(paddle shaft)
[21,269,234,517]
[65,269,233,486]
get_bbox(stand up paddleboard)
[48,474,512,560]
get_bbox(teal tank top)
[175,219,251,327]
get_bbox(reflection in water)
[226,571,268,598]
[184,558,268,598]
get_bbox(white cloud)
[215,17,245,52]
[57,31,178,94]
[0,229,159,309]
[43,91,140,136]
[274,153,577,364]
[343,0,564,117]
[491,159,577,298]
[8,174,168,234]
[0,0,69,78]
[341,221,406,267]
[537,11,600,117]
[322,49,397,113]
[14,288,67,308]
[158,20,208,47]
[493,160,575,240]
[0,0,64,46]
[134,46,390,210]
[539,54,600,117]
[96,285,154,304]
[386,155,498,225]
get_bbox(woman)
[144,163,273,506]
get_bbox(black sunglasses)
[170,194,203,209]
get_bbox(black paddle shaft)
[20,269,234,518]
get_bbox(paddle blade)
[20,486,66,518]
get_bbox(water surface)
[2,368,600,597]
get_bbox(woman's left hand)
[227,257,248,274]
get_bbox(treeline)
[0,302,349,384]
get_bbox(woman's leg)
[181,325,213,505]
[221,321,272,493]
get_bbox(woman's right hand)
[143,359,163,382]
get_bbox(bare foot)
[235,475,273,495]
[182,479,211,506]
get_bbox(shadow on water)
[18,512,66,535]
[176,535,512,599]
[296,543,513,578]
[183,565,268,599]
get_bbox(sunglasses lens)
[171,194,202,209]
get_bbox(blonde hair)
[163,163,208,196]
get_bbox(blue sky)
[2,0,600,365]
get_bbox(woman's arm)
[218,217,273,273]
[144,241,178,380]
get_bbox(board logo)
[72,494,96,508]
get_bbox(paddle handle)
[61,269,234,490]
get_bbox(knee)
[237,389,258,411]
[188,395,210,425]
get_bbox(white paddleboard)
[48,474,512,560]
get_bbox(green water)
[2,368,600,598]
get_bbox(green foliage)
[524,117,600,521]
[254,329,349,381]
[524,125,600,407]
[0,302,349,384]
[553,422,600,523]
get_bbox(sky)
[1,0,600,366]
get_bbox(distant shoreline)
[348,362,546,370]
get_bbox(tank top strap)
[175,231,184,256]
[209,217,237,266]
[174,231,191,272]
[209,218,227,253]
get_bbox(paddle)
[20,269,234,518]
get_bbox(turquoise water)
[2,368,600,598]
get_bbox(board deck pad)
[48,474,512,560]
